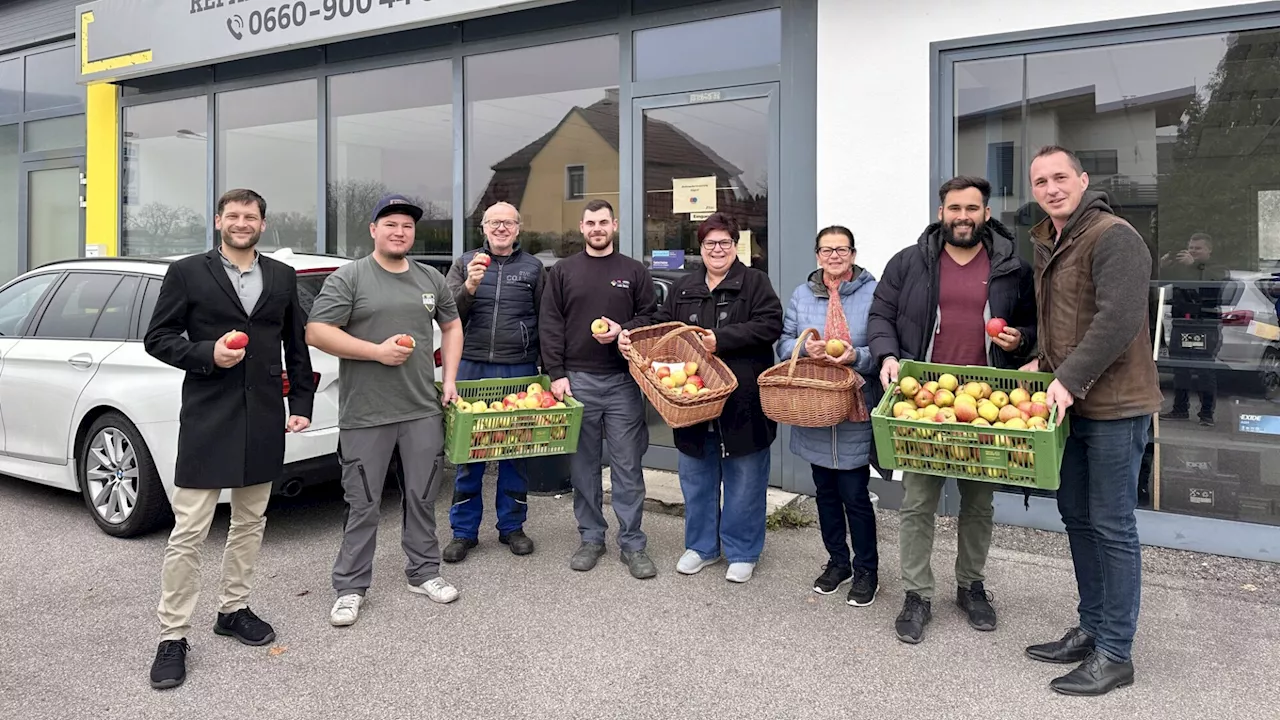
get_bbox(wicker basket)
[758,328,859,427]
[625,322,739,429]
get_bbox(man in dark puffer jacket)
[442,201,546,562]
[868,176,1037,646]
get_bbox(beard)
[221,227,261,250]
[942,219,987,249]
[585,231,613,251]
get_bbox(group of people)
[142,145,1159,700]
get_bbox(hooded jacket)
[867,218,1037,371]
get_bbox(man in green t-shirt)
[306,194,463,628]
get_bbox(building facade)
[0,0,1278,560]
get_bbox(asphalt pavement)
[1,469,1278,720]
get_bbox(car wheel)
[79,411,171,538]
[1262,348,1280,399]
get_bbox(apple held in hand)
[226,331,249,350]
[396,335,416,348]
[591,318,609,335]
[477,252,491,266]
[825,339,846,357]
[986,318,1007,338]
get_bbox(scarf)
[822,270,868,423]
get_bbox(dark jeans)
[1171,366,1216,420]
[1057,414,1148,663]
[811,464,878,572]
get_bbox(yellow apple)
[661,376,677,389]
[938,373,959,392]
[978,382,993,399]
[684,361,699,376]
[528,383,543,395]
[998,404,1022,423]
[1031,391,1047,404]
[671,369,688,386]
[489,401,504,412]
[990,391,1010,408]
[899,376,921,398]
[893,401,915,418]
[934,389,955,408]
[961,382,983,400]
[978,402,1000,423]
[825,339,846,357]
[591,318,609,335]
[1009,388,1031,407]
[954,394,977,409]
[923,381,940,395]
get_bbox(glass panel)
[954,56,1026,260]
[27,165,82,269]
[33,273,121,339]
[952,29,1280,525]
[136,278,161,336]
[633,10,781,82]
[24,46,83,113]
[0,125,17,282]
[327,61,452,260]
[121,96,208,256]
[91,274,140,340]
[0,58,20,116]
[24,114,86,152]
[640,95,772,448]
[0,272,57,337]
[216,80,317,253]
[464,35,620,254]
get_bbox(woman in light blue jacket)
[777,226,883,609]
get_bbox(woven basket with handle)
[624,322,738,429]
[758,327,860,428]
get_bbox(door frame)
[18,156,87,275]
[628,82,783,478]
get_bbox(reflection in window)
[0,59,20,116]
[34,273,122,339]
[633,9,781,82]
[464,35,620,254]
[24,46,83,113]
[122,96,208,257]
[565,165,585,201]
[217,80,317,253]
[0,125,16,282]
[952,28,1280,525]
[327,61,452,259]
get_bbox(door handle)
[67,353,93,370]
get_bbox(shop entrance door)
[630,84,781,478]
[19,157,86,273]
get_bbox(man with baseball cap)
[307,193,464,628]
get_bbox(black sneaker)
[499,530,534,556]
[957,581,998,631]
[150,638,189,690]
[443,537,478,563]
[620,549,658,579]
[569,542,606,571]
[1199,417,1215,427]
[813,562,853,595]
[846,568,879,607]
[895,592,932,644]
[1160,411,1189,420]
[213,607,276,646]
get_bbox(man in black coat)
[867,176,1036,646]
[143,188,315,691]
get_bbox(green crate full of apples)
[870,361,1070,490]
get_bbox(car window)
[136,278,161,337]
[33,273,124,339]
[91,275,141,340]
[295,270,334,319]
[0,273,58,337]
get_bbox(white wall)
[816,0,1275,278]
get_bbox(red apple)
[986,318,1007,338]
[689,375,704,389]
[225,331,249,350]
[476,252,491,267]
[395,335,416,348]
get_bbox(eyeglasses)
[484,219,519,229]
[702,239,736,250]
[817,247,853,258]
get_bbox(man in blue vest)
[442,201,547,562]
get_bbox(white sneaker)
[676,549,721,575]
[726,562,755,583]
[408,576,460,604]
[330,593,363,626]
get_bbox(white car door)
[0,271,63,454]
[0,272,138,464]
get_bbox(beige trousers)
[157,483,273,641]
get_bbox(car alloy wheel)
[85,427,140,525]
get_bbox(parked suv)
[0,249,442,539]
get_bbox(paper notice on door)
[84,244,104,258]
[689,211,713,222]
[672,176,717,214]
[737,229,752,265]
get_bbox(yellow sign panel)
[672,176,716,214]
[80,11,153,77]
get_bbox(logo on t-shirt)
[422,293,436,312]
[610,279,631,289]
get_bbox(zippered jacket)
[445,242,546,366]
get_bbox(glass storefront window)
[23,46,83,113]
[633,9,780,82]
[464,35,620,254]
[122,96,208,257]
[0,59,20,117]
[953,28,1280,526]
[327,61,452,260]
[0,125,17,282]
[216,80,318,253]
[23,114,85,152]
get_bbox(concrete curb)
[602,467,804,519]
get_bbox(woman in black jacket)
[618,213,783,583]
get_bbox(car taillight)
[434,348,442,367]
[282,372,321,395]
[1221,310,1254,326]
[296,267,338,275]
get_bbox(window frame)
[565,164,587,201]
[0,270,62,338]
[27,270,133,341]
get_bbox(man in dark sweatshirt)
[540,199,659,579]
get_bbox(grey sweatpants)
[568,371,649,552]
[332,416,445,596]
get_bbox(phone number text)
[226,0,416,40]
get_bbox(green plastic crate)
[439,375,584,465]
[870,361,1070,490]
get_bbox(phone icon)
[227,15,244,40]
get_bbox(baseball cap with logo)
[370,194,424,224]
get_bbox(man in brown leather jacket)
[1020,146,1162,698]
